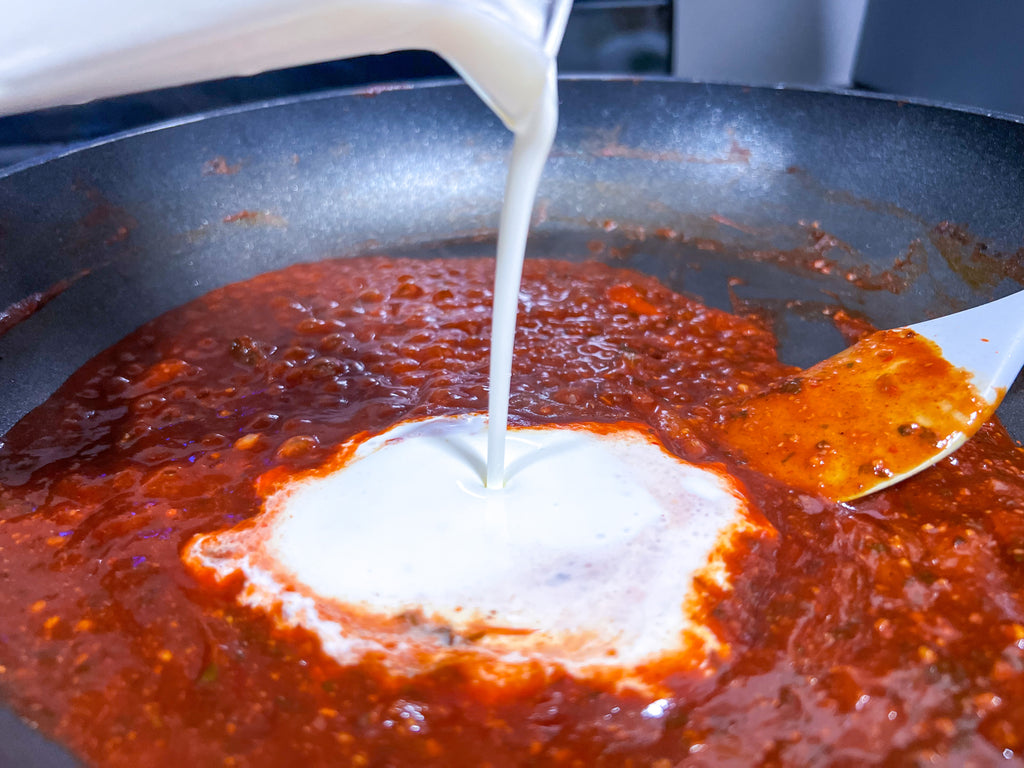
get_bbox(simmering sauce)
[1,256,1024,766]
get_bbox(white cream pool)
[184,415,769,686]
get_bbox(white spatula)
[719,290,1024,501]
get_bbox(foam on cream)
[185,415,768,687]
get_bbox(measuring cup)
[0,0,572,128]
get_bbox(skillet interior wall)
[0,77,1023,767]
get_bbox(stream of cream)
[0,0,567,487]
[5,2,767,679]
[484,66,559,487]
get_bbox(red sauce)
[718,328,991,501]
[1,257,1023,766]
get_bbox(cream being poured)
[4,2,767,683]
[0,0,568,487]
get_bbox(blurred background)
[1,0,1022,170]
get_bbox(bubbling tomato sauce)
[0,256,1023,767]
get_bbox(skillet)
[0,77,1022,766]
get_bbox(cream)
[186,415,767,685]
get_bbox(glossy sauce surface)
[719,328,989,500]
[1,257,1024,766]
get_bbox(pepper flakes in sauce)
[0,256,1022,767]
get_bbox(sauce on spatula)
[719,328,991,501]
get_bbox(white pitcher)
[0,0,571,130]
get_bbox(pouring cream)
[4,1,762,683]
[0,0,567,487]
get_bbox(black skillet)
[1,78,1022,766]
